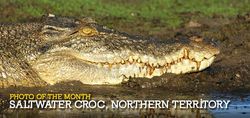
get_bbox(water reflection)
[210,95,250,118]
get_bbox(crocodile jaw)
[32,46,218,85]
[77,48,217,76]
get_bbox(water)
[210,94,250,118]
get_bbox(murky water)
[210,94,250,118]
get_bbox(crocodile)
[0,15,220,88]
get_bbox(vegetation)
[0,0,250,28]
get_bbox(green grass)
[0,0,250,28]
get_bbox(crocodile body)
[0,16,219,88]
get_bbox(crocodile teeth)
[84,51,215,79]
[165,57,172,64]
[184,48,189,59]
[133,55,139,60]
[141,56,148,63]
[121,60,125,64]
[137,58,141,63]
[128,56,133,63]
[157,59,165,66]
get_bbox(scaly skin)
[0,16,219,88]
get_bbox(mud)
[0,14,250,118]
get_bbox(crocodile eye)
[80,27,98,36]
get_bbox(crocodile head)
[31,16,220,85]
